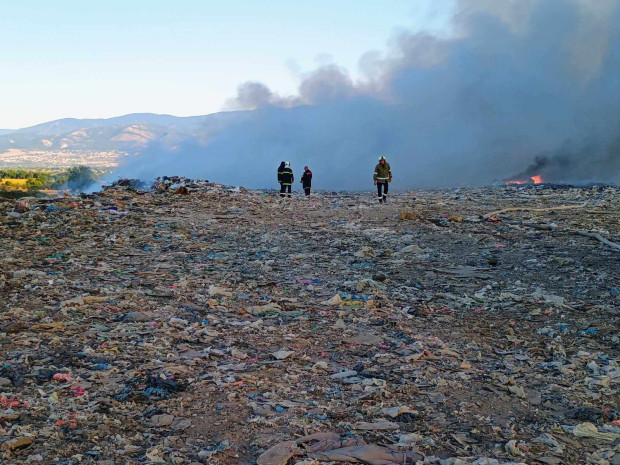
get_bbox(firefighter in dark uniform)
[373,155,392,203]
[277,161,286,190]
[278,161,294,198]
[300,165,312,196]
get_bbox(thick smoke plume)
[117,0,620,189]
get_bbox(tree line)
[0,166,98,196]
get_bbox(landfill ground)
[1,181,619,465]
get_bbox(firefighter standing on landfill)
[277,161,294,198]
[373,155,392,203]
[300,165,312,196]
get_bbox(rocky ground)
[0,181,619,465]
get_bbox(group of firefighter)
[277,156,392,203]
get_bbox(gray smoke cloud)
[224,82,302,110]
[117,0,620,189]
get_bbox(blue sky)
[0,0,455,128]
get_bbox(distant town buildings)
[0,149,127,168]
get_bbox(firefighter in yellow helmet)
[373,156,392,203]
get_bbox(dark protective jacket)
[301,169,312,188]
[277,163,286,183]
[279,167,294,186]
[373,162,392,182]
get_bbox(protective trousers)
[377,182,388,202]
[280,184,292,198]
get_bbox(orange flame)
[506,174,544,185]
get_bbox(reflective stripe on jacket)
[280,167,294,185]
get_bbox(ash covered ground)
[0,181,619,465]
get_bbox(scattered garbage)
[0,180,618,463]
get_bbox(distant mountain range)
[0,112,246,152]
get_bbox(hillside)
[2,107,618,188]
[0,111,247,153]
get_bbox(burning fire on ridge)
[505,174,544,185]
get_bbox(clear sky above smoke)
[0,0,455,128]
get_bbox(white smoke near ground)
[116,0,620,189]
